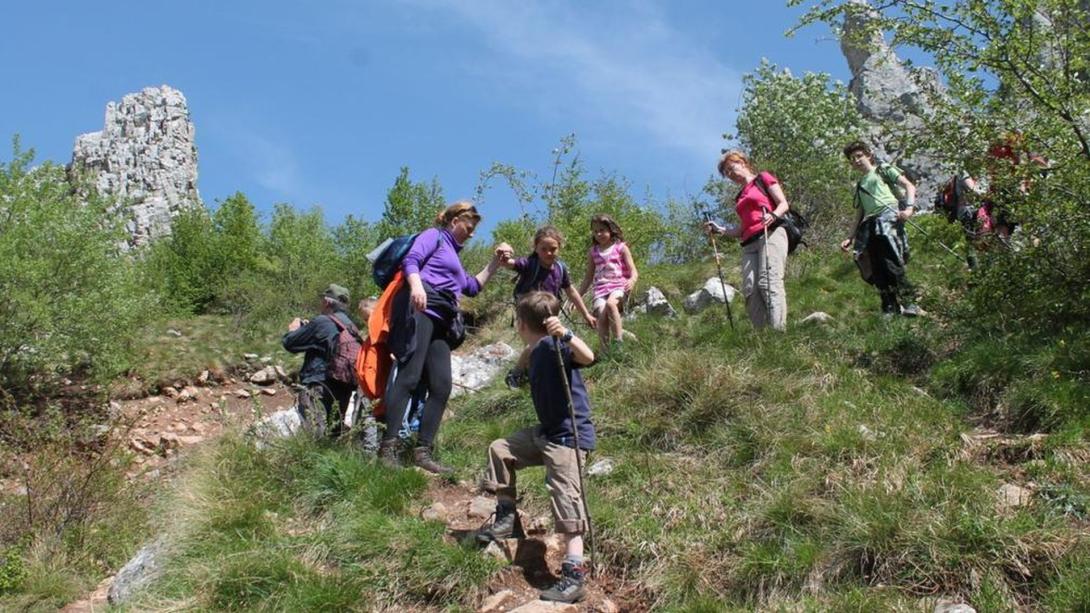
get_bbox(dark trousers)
[864,238,916,312]
[301,379,355,437]
[382,312,452,448]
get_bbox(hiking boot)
[413,446,454,474]
[539,561,587,604]
[900,303,922,317]
[476,501,518,543]
[504,367,527,389]
[879,290,899,315]
[378,438,402,469]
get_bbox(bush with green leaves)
[0,142,155,394]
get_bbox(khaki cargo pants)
[740,225,788,331]
[483,427,589,534]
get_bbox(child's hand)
[840,238,853,253]
[544,316,567,338]
[624,277,637,292]
[584,314,597,328]
[702,220,724,235]
[288,317,305,332]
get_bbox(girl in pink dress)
[577,214,638,352]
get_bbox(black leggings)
[382,312,452,448]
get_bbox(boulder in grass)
[683,277,738,314]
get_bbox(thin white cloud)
[210,115,306,202]
[397,0,740,165]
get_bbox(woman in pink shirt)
[703,150,790,331]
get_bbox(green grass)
[105,238,1089,610]
[128,434,499,610]
[436,243,1090,609]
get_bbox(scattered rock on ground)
[250,366,278,385]
[468,495,496,519]
[451,342,517,397]
[683,277,738,314]
[801,311,834,325]
[478,589,516,613]
[244,353,259,360]
[596,599,620,613]
[934,601,976,613]
[197,370,210,385]
[248,407,302,448]
[421,502,447,521]
[235,389,251,399]
[587,458,614,477]
[997,483,1033,510]
[107,536,167,605]
[260,388,277,396]
[628,286,677,318]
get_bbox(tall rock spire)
[70,85,202,248]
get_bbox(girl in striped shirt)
[577,214,638,352]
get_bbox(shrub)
[0,141,155,394]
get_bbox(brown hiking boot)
[413,446,453,474]
[378,438,402,469]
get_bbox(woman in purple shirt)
[379,201,512,473]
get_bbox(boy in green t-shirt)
[840,141,921,317]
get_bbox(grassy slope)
[118,231,1089,611]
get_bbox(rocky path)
[422,481,647,612]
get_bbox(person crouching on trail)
[500,225,596,388]
[840,141,921,317]
[703,150,790,331]
[283,284,360,437]
[478,291,596,604]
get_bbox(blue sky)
[1,1,849,236]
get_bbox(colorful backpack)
[327,314,362,385]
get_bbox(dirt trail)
[425,481,649,613]
[58,376,296,613]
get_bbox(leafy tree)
[0,141,154,393]
[730,60,866,241]
[377,167,445,239]
[266,204,341,315]
[790,0,1090,335]
[332,214,380,300]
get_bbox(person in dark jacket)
[282,283,359,437]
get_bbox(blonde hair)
[516,291,561,334]
[435,201,481,227]
[717,150,756,177]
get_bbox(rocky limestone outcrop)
[69,85,201,248]
[840,0,944,204]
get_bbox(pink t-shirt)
[590,241,629,299]
[735,171,779,242]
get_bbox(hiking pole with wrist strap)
[700,211,736,331]
[552,335,596,578]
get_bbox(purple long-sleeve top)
[402,227,481,303]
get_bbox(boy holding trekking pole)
[477,291,596,604]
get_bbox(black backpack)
[751,174,809,255]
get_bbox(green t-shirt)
[854,165,901,216]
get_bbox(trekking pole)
[552,338,596,578]
[880,205,964,263]
[762,216,773,327]
[700,211,736,331]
